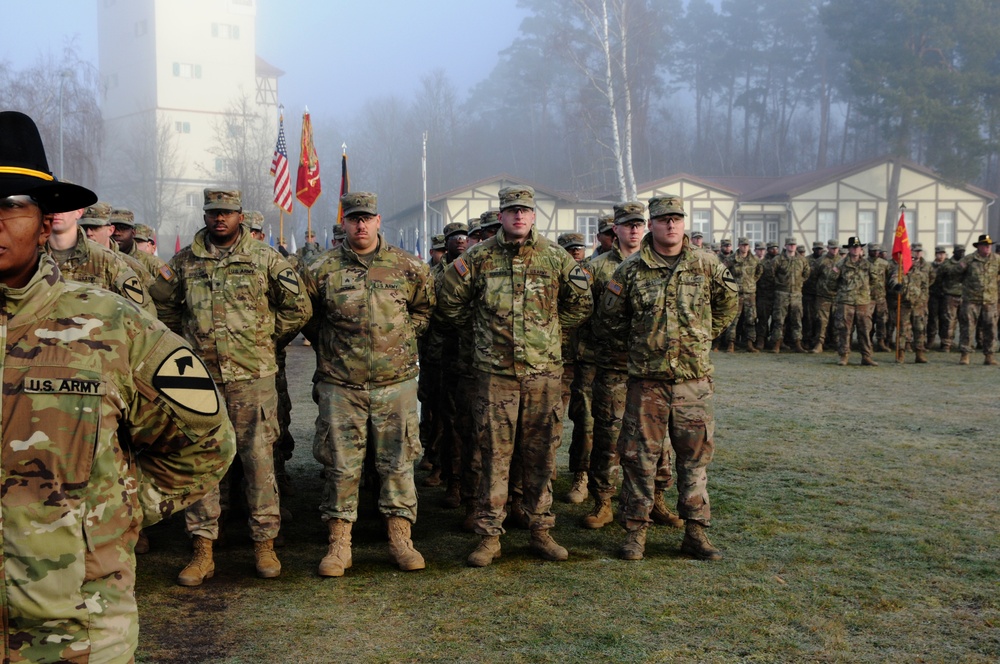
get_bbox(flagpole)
[279,211,284,247]
[895,204,905,363]
[422,130,428,260]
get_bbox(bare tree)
[205,93,275,214]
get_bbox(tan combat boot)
[619,525,647,561]
[253,539,281,578]
[650,492,685,529]
[529,530,569,561]
[985,354,998,366]
[135,529,150,555]
[725,342,735,353]
[581,496,613,529]
[566,472,588,504]
[467,535,501,567]
[386,517,425,571]
[915,349,928,363]
[861,355,879,366]
[837,353,849,366]
[422,466,443,487]
[681,521,723,560]
[771,340,781,354]
[811,341,823,353]
[442,479,462,509]
[318,519,352,577]
[747,340,759,353]
[793,340,806,353]
[959,352,970,365]
[177,535,214,587]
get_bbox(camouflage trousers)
[872,298,889,344]
[567,361,595,473]
[802,292,818,345]
[813,297,835,346]
[959,301,998,355]
[417,361,443,465]
[186,375,280,541]
[756,293,774,344]
[456,373,482,504]
[617,376,714,529]
[439,366,467,485]
[472,369,563,536]
[274,347,294,488]
[313,378,421,523]
[835,302,874,357]
[588,367,627,500]
[928,292,944,345]
[941,295,962,349]
[898,301,929,351]
[722,293,757,345]
[770,291,803,344]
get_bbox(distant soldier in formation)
[690,230,705,251]
[755,242,779,350]
[299,228,322,263]
[721,237,762,352]
[429,233,446,267]
[954,235,999,365]
[302,192,434,576]
[927,245,948,349]
[894,243,934,363]
[802,241,825,347]
[134,223,159,255]
[936,244,966,351]
[810,239,840,353]
[769,237,810,353]
[754,241,766,260]
[111,207,168,287]
[591,213,614,258]
[832,237,880,367]
[867,243,893,352]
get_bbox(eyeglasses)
[0,195,40,223]
[345,215,378,225]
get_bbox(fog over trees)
[7,0,1000,230]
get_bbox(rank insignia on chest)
[454,257,469,278]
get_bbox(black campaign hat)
[0,111,96,213]
[842,236,866,249]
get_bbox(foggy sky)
[3,0,527,118]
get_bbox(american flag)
[270,115,293,213]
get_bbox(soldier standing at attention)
[299,228,322,263]
[832,237,880,366]
[593,196,738,561]
[955,235,1000,365]
[720,236,762,352]
[927,245,948,349]
[894,243,934,363]
[0,110,235,664]
[302,192,434,576]
[769,237,810,353]
[437,186,593,567]
[936,244,966,351]
[810,239,841,353]
[867,243,893,352]
[134,223,158,255]
[152,188,311,585]
[591,213,614,258]
[111,207,168,287]
[755,242,779,349]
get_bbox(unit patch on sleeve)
[277,267,301,295]
[151,347,220,416]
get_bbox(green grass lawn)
[135,344,999,663]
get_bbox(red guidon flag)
[296,110,322,208]
[891,208,912,274]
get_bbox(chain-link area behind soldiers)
[592,195,738,562]
[150,187,312,585]
[0,111,236,664]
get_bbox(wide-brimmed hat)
[0,111,96,212]
[973,234,994,247]
[843,237,866,249]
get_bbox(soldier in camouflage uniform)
[867,243,893,352]
[81,205,158,296]
[769,237,810,352]
[429,233,446,267]
[45,201,156,317]
[299,229,323,263]
[936,244,966,351]
[151,188,312,584]
[810,239,841,352]
[593,195,738,561]
[134,223,158,255]
[893,243,934,363]
[479,209,501,241]
[832,237,880,366]
[111,207,168,288]
[302,192,435,576]
[802,241,826,346]
[557,232,594,504]
[927,245,948,349]
[467,216,483,247]
[0,110,235,664]
[721,237,762,352]
[954,235,1000,365]
[437,186,593,566]
[590,213,615,258]
[755,242,779,349]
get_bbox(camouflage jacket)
[298,241,323,264]
[722,251,762,295]
[813,254,840,299]
[895,257,934,306]
[0,255,235,663]
[936,257,966,297]
[436,226,593,377]
[756,254,777,298]
[958,251,1000,305]
[581,243,630,370]
[772,251,810,294]
[302,234,434,389]
[151,227,312,384]
[929,259,947,296]
[593,236,739,382]
[833,256,876,305]
[47,227,155,316]
[127,242,169,289]
[867,256,892,301]
[419,258,453,367]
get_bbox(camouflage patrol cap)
[869,243,883,252]
[442,221,468,239]
[812,241,824,249]
[912,243,924,251]
[796,245,806,254]
[648,196,686,218]
[738,237,750,246]
[332,223,347,240]
[721,238,732,247]
[755,242,765,250]
[431,233,446,250]
[691,231,703,240]
[953,243,965,251]
[244,210,264,232]
[480,210,501,229]
[557,232,586,249]
[134,223,155,242]
[784,237,797,246]
[766,241,779,249]
[498,186,535,210]
[109,208,135,227]
[614,201,646,225]
[342,191,377,217]
[467,218,482,236]
[203,188,242,211]
[597,213,615,234]
[935,245,947,253]
[827,238,839,248]
[79,202,112,227]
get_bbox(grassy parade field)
[135,342,999,663]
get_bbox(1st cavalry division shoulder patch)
[569,265,589,290]
[277,267,300,295]
[721,268,739,293]
[152,347,220,415]
[122,276,145,304]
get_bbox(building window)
[936,210,955,245]
[692,210,711,241]
[743,220,764,244]
[212,23,241,39]
[175,121,191,134]
[577,215,598,246]
[172,63,203,79]
[766,220,779,244]
[858,210,876,244]
[214,158,228,174]
[185,193,199,207]
[817,211,837,245]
